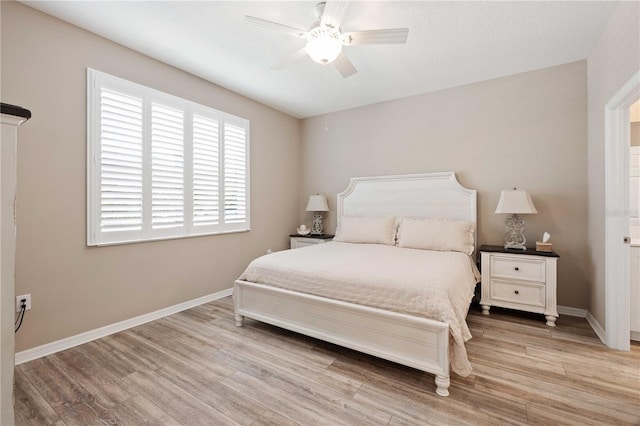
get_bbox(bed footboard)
[233,280,451,397]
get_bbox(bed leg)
[234,314,244,327]
[545,315,557,327]
[435,375,450,397]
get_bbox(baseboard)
[15,287,233,365]
[585,311,606,345]
[631,330,640,342]
[557,305,587,318]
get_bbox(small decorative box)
[536,241,553,252]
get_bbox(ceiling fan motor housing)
[314,2,326,20]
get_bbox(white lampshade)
[306,27,342,64]
[306,194,329,212]
[495,190,538,214]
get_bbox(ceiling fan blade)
[271,48,308,70]
[334,52,357,78]
[321,1,350,29]
[342,28,409,45]
[243,16,307,38]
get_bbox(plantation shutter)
[98,88,144,235]
[151,103,184,231]
[223,119,248,224]
[88,68,249,246]
[192,114,220,227]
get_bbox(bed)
[234,172,478,397]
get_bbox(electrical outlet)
[16,294,31,312]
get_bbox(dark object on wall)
[1,103,32,119]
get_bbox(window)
[87,69,250,245]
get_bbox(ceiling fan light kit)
[306,26,342,64]
[243,1,409,77]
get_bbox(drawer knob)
[514,290,520,295]
[514,267,520,271]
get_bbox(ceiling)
[21,1,618,119]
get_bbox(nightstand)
[289,234,334,249]
[479,245,559,326]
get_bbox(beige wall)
[1,1,301,352]
[301,61,588,309]
[587,1,640,328]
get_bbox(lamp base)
[311,212,324,235]
[504,242,527,250]
[503,214,527,250]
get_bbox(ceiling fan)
[243,1,409,78]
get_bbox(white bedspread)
[238,242,480,376]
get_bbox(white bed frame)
[234,172,477,396]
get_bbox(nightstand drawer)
[490,279,545,308]
[290,235,334,249]
[490,256,545,282]
[294,239,320,248]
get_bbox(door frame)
[605,71,640,350]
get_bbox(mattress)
[238,241,480,376]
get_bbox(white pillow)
[334,216,397,245]
[397,217,475,255]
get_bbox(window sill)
[87,228,250,247]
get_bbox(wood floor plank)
[354,377,502,426]
[211,316,319,352]
[511,346,640,403]
[109,394,182,425]
[213,324,324,359]
[527,345,640,389]
[214,345,362,398]
[13,297,640,425]
[446,382,529,425]
[387,415,426,426]
[524,400,627,426]
[471,362,640,423]
[324,348,426,392]
[221,370,359,426]
[17,358,98,409]
[125,325,235,380]
[124,370,240,426]
[75,339,140,378]
[13,369,63,426]
[154,359,267,426]
[214,347,390,425]
[53,398,120,426]
[18,357,123,426]
[212,325,359,394]
[99,332,166,372]
[250,409,300,426]
[465,331,569,377]
[17,358,84,408]
[51,348,138,407]
[161,313,219,339]
[131,319,224,354]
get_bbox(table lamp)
[495,189,538,250]
[306,194,329,235]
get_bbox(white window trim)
[87,68,250,246]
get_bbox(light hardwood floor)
[14,297,640,425]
